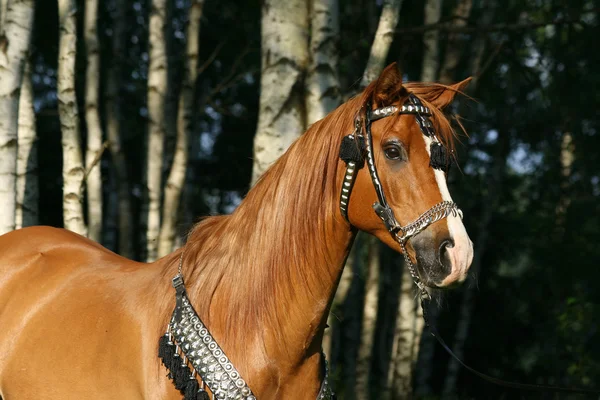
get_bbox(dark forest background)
[21,0,600,398]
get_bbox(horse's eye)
[384,145,402,160]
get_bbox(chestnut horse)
[0,64,473,399]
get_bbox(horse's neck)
[184,126,353,375]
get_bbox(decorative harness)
[339,93,461,299]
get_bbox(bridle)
[339,93,600,397]
[339,93,461,299]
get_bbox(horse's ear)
[428,77,472,109]
[373,62,408,107]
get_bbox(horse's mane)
[160,80,461,361]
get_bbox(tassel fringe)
[159,332,207,399]
[430,142,449,172]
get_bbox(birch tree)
[389,2,443,395]
[360,0,403,87]
[158,0,204,257]
[385,262,420,399]
[0,0,35,234]
[58,0,87,236]
[84,0,103,242]
[251,0,309,185]
[305,0,341,125]
[438,0,473,84]
[105,0,132,256]
[15,60,37,229]
[356,237,380,400]
[421,0,442,82]
[145,0,168,261]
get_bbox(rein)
[339,93,600,397]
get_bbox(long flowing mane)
[159,81,461,361]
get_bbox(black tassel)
[430,142,449,172]
[196,389,209,400]
[174,362,191,392]
[159,333,176,370]
[184,379,200,400]
[339,135,365,165]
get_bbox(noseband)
[339,93,463,297]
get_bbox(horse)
[0,63,473,400]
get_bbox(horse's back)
[0,227,162,399]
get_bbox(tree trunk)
[58,0,87,236]
[157,0,204,257]
[145,0,168,261]
[15,59,37,229]
[0,0,34,235]
[105,0,132,257]
[441,129,510,396]
[84,0,103,242]
[554,131,574,237]
[251,0,309,185]
[438,0,473,84]
[360,0,403,87]
[305,0,341,125]
[323,247,354,361]
[356,238,380,400]
[384,264,418,400]
[421,0,442,82]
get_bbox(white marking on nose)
[422,135,474,285]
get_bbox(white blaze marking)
[422,135,474,285]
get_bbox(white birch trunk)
[84,0,103,242]
[322,251,354,360]
[105,0,132,257]
[251,0,309,185]
[360,0,403,87]
[157,0,204,257]
[421,0,442,82]
[0,0,7,32]
[15,59,37,229]
[145,0,168,261]
[438,0,473,84]
[356,238,380,400]
[0,0,34,234]
[305,0,341,125]
[385,265,418,399]
[58,0,87,236]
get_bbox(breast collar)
[159,272,336,400]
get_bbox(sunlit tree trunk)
[356,237,380,400]
[361,0,403,87]
[0,0,34,235]
[554,131,574,237]
[305,0,343,361]
[305,0,341,125]
[58,0,87,236]
[15,60,37,229]
[385,263,419,399]
[158,0,204,257]
[105,0,132,256]
[323,248,354,361]
[438,0,472,84]
[145,0,168,261]
[251,0,309,185]
[421,0,442,82]
[84,0,103,242]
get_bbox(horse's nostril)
[438,239,454,265]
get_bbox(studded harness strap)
[339,93,461,298]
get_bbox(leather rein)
[339,94,600,397]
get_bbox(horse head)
[343,63,474,289]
